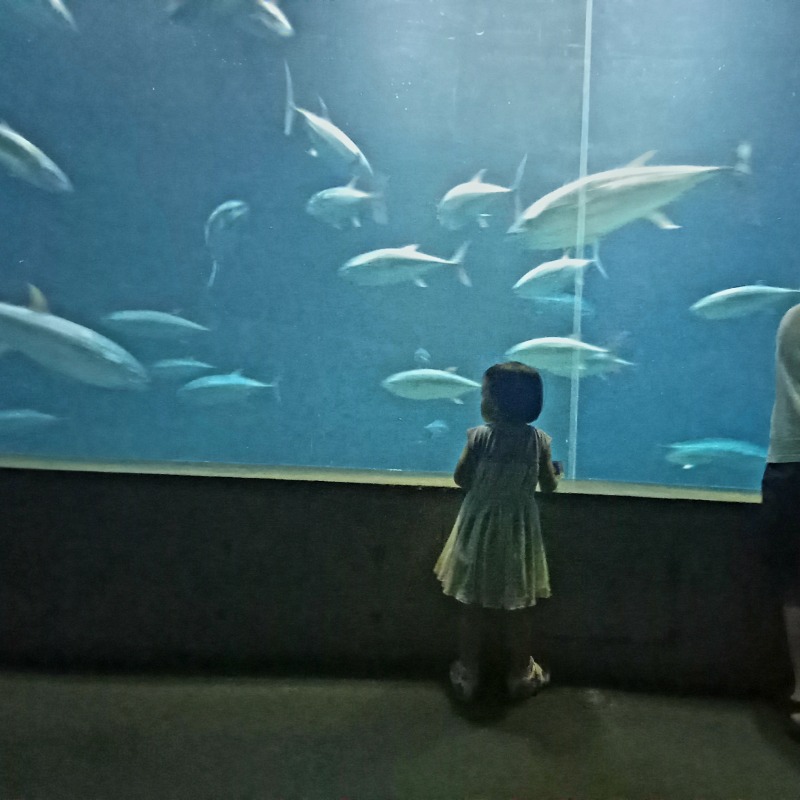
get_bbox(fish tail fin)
[450,241,471,286]
[511,154,527,218]
[370,173,389,225]
[207,260,219,288]
[591,241,609,279]
[284,61,296,136]
[511,153,528,192]
[734,141,752,176]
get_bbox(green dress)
[434,423,559,610]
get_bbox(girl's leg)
[785,579,800,706]
[458,603,483,672]
[504,607,534,677]
[504,607,549,699]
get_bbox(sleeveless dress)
[434,423,557,610]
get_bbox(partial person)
[434,362,561,701]
[762,304,800,733]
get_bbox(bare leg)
[785,606,800,705]
[458,604,483,672]
[504,607,534,677]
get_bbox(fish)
[339,242,471,288]
[101,311,209,340]
[414,347,432,366]
[424,419,450,438]
[305,176,388,229]
[149,357,215,381]
[0,285,149,390]
[437,154,528,231]
[177,370,280,406]
[166,0,246,20]
[2,0,78,32]
[284,61,373,181]
[235,0,294,38]
[381,368,480,403]
[506,336,631,378]
[508,148,750,252]
[204,200,250,287]
[512,254,598,299]
[664,438,767,470]
[690,285,800,320]
[522,293,596,318]
[0,408,59,433]
[0,121,72,193]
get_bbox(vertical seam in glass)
[568,0,594,480]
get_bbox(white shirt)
[768,304,800,462]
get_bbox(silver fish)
[413,347,431,366]
[0,408,59,433]
[284,61,373,180]
[3,0,77,32]
[0,121,72,193]
[102,311,209,340]
[512,255,597,299]
[235,0,294,38]
[204,200,250,287]
[177,370,279,406]
[424,419,450,438]
[664,438,767,470]
[381,369,480,403]
[437,155,527,231]
[506,336,631,378]
[521,293,596,318]
[306,177,387,229]
[339,243,470,288]
[508,149,749,252]
[166,0,246,20]
[149,357,215,381]
[0,286,148,389]
[690,285,800,320]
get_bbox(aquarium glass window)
[0,0,790,491]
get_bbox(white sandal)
[449,660,479,701]
[507,657,550,700]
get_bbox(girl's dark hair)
[480,361,543,424]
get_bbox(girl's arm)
[537,432,561,493]
[453,434,478,488]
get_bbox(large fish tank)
[0,0,793,492]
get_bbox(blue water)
[0,0,796,490]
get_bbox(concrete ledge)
[0,466,785,695]
[0,455,761,503]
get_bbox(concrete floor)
[3,671,800,800]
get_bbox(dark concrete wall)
[0,468,788,695]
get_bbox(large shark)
[508,149,750,252]
[0,286,149,389]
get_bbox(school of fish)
[0,3,774,476]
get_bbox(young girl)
[434,361,561,701]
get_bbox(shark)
[508,148,750,253]
[0,286,148,389]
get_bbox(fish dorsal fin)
[318,96,330,120]
[445,366,458,373]
[625,150,657,168]
[756,279,765,285]
[400,244,420,252]
[470,169,487,182]
[346,176,358,188]
[27,284,49,313]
